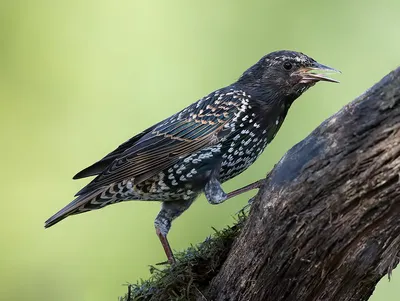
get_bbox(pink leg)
[226,179,264,200]
[154,198,195,264]
[156,228,176,264]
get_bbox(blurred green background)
[1,1,399,300]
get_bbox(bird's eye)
[283,62,293,70]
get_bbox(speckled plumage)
[45,50,339,263]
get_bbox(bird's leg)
[203,162,228,205]
[155,227,175,264]
[204,176,228,204]
[205,170,264,205]
[154,198,195,264]
[225,179,264,201]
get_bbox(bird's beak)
[297,62,341,84]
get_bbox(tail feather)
[44,189,103,228]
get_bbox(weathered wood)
[123,68,400,301]
[203,67,400,301]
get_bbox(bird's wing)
[75,91,243,196]
[73,125,157,179]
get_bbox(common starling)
[45,50,339,263]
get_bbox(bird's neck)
[233,82,298,113]
[230,82,298,141]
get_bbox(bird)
[45,50,339,264]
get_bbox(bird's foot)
[235,197,255,215]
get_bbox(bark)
[203,67,400,301]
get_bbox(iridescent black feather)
[45,50,339,263]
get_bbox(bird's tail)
[44,189,105,228]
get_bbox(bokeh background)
[1,1,399,300]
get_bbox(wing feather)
[75,91,241,196]
[73,125,157,179]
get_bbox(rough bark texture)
[203,67,400,301]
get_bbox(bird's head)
[238,50,340,103]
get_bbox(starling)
[45,50,339,263]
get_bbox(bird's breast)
[219,125,270,182]
[218,102,288,182]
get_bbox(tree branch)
[205,67,400,301]
[123,67,400,301]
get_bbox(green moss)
[119,210,248,301]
